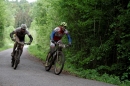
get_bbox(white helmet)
[21,24,27,30]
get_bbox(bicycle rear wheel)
[45,52,53,71]
[54,52,65,75]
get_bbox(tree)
[31,0,130,81]
[0,0,6,47]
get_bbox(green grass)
[64,63,130,86]
[28,45,130,86]
[0,45,12,51]
[28,44,49,61]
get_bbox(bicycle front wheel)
[14,51,18,69]
[11,57,15,67]
[14,50,21,69]
[54,52,65,75]
[11,51,16,67]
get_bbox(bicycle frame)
[45,42,68,75]
[11,42,29,69]
[49,43,65,64]
[15,43,22,58]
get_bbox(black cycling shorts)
[18,36,25,42]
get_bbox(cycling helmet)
[60,22,67,27]
[21,24,27,30]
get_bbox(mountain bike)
[11,42,29,69]
[45,42,69,75]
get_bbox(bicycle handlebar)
[24,42,31,45]
[17,42,31,45]
[12,38,31,45]
[57,43,70,48]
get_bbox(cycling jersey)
[10,27,32,42]
[14,27,30,38]
[50,26,72,43]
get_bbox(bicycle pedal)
[45,61,49,66]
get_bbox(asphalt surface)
[0,46,117,86]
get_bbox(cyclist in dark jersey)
[10,24,33,57]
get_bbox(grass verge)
[0,45,12,51]
[28,45,130,86]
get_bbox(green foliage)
[64,64,121,85]
[3,26,14,46]
[28,0,64,60]
[7,0,33,27]
[59,0,130,83]
[28,0,130,85]
[0,0,6,47]
[119,80,130,86]
[28,45,47,60]
[0,45,12,51]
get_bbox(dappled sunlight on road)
[24,45,29,48]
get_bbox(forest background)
[1,0,130,85]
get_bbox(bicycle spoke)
[13,50,21,70]
[54,52,65,75]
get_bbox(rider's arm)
[28,35,33,43]
[26,30,33,43]
[50,30,55,41]
[66,34,72,44]
[10,28,20,39]
[65,29,72,44]
[10,31,15,39]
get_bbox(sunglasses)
[21,28,25,30]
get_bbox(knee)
[50,46,55,54]
[14,42,17,47]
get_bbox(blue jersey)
[50,26,72,43]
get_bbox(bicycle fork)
[15,48,22,64]
[53,51,61,63]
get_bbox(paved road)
[0,46,117,86]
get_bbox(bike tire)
[13,51,18,69]
[54,52,65,75]
[14,50,21,69]
[11,51,16,67]
[11,57,15,67]
[14,59,18,69]
[45,52,53,71]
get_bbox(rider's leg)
[45,40,55,66]
[15,35,24,56]
[50,41,55,57]
[11,35,19,56]
[11,42,17,57]
[18,36,25,64]
[20,45,24,56]
[11,35,20,56]
[17,45,24,64]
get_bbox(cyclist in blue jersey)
[45,22,72,66]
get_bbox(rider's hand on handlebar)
[51,40,55,43]
[68,42,72,47]
[27,42,31,45]
[11,38,15,42]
